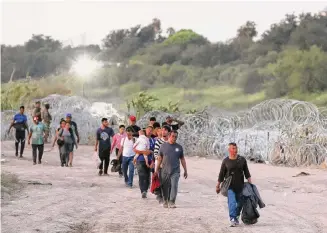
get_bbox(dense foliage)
[1,12,327,110]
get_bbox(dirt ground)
[1,141,327,233]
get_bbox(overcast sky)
[1,1,326,46]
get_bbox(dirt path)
[1,141,327,233]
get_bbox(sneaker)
[33,162,36,165]
[169,202,176,208]
[99,170,103,176]
[235,216,240,225]
[103,173,109,176]
[19,155,23,158]
[61,164,64,167]
[15,154,18,157]
[163,202,168,208]
[230,219,237,227]
[119,173,123,178]
[38,161,41,164]
[141,192,147,198]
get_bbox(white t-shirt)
[133,135,149,151]
[120,137,135,157]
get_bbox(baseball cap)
[66,113,72,118]
[129,115,136,121]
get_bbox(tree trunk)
[9,66,16,82]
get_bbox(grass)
[66,222,96,233]
[2,76,327,112]
[1,172,23,199]
[122,85,266,111]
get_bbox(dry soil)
[1,141,327,233]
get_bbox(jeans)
[116,148,123,175]
[59,145,67,165]
[227,189,242,220]
[160,172,180,204]
[32,144,44,163]
[15,130,26,156]
[99,148,110,174]
[136,161,151,193]
[122,156,135,186]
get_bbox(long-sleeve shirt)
[218,155,251,193]
[111,132,127,151]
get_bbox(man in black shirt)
[128,115,141,138]
[216,142,252,227]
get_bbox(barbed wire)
[1,96,326,167]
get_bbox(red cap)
[129,115,136,121]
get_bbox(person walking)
[133,127,154,198]
[57,122,77,167]
[153,125,171,203]
[32,101,41,119]
[28,116,46,165]
[216,142,252,227]
[8,106,29,158]
[111,125,126,177]
[65,113,80,166]
[41,103,52,143]
[52,119,67,166]
[155,130,188,208]
[95,118,114,176]
[117,127,136,188]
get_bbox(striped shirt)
[154,137,168,159]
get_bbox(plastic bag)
[93,152,101,168]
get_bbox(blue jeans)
[227,189,242,220]
[122,156,135,186]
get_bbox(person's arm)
[110,134,117,153]
[179,147,187,178]
[117,137,124,159]
[28,127,33,145]
[8,115,16,132]
[24,120,29,134]
[94,130,99,152]
[180,157,187,179]
[155,154,162,173]
[216,160,227,193]
[52,129,59,147]
[8,119,15,132]
[243,159,252,183]
[74,122,80,143]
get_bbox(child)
[133,129,150,167]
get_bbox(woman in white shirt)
[117,127,136,188]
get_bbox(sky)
[1,1,326,46]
